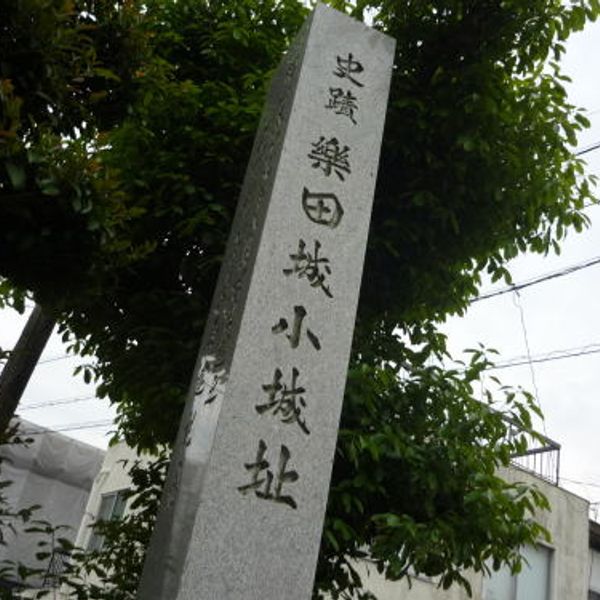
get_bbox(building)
[588,521,600,600]
[352,433,593,600]
[356,466,590,600]
[68,437,596,600]
[73,441,146,554]
[0,419,104,593]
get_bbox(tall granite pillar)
[137,5,395,599]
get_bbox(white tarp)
[0,419,105,587]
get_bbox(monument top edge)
[312,2,396,44]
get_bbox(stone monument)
[137,5,395,599]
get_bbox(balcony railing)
[507,425,561,485]
[41,548,69,589]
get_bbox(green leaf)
[5,162,26,190]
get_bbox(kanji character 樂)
[307,136,351,180]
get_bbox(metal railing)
[41,548,69,589]
[507,424,561,485]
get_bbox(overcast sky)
[1,14,600,507]
[442,19,600,508]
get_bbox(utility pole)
[0,304,55,435]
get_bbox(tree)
[1,0,598,597]
[0,304,55,434]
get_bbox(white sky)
[442,20,600,507]
[0,16,599,506]
[0,309,115,448]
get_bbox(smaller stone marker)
[137,5,395,599]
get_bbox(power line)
[473,255,600,303]
[486,343,600,371]
[19,419,113,435]
[464,139,600,317]
[37,354,70,365]
[21,393,95,405]
[511,290,546,434]
[20,396,95,411]
[576,140,600,157]
[52,420,113,433]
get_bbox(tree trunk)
[0,304,55,435]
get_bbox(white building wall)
[589,548,600,596]
[73,441,141,551]
[499,468,589,600]
[351,567,479,600]
[351,467,589,600]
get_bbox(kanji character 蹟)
[325,87,358,125]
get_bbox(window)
[87,489,128,552]
[483,545,551,600]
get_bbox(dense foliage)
[1,0,598,597]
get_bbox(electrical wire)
[511,290,546,434]
[19,419,114,436]
[576,140,600,157]
[486,342,600,371]
[20,396,95,411]
[51,420,113,433]
[37,354,70,365]
[473,255,600,303]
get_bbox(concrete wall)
[589,548,600,596]
[500,468,589,600]
[351,567,478,600]
[74,441,140,551]
[351,467,589,600]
